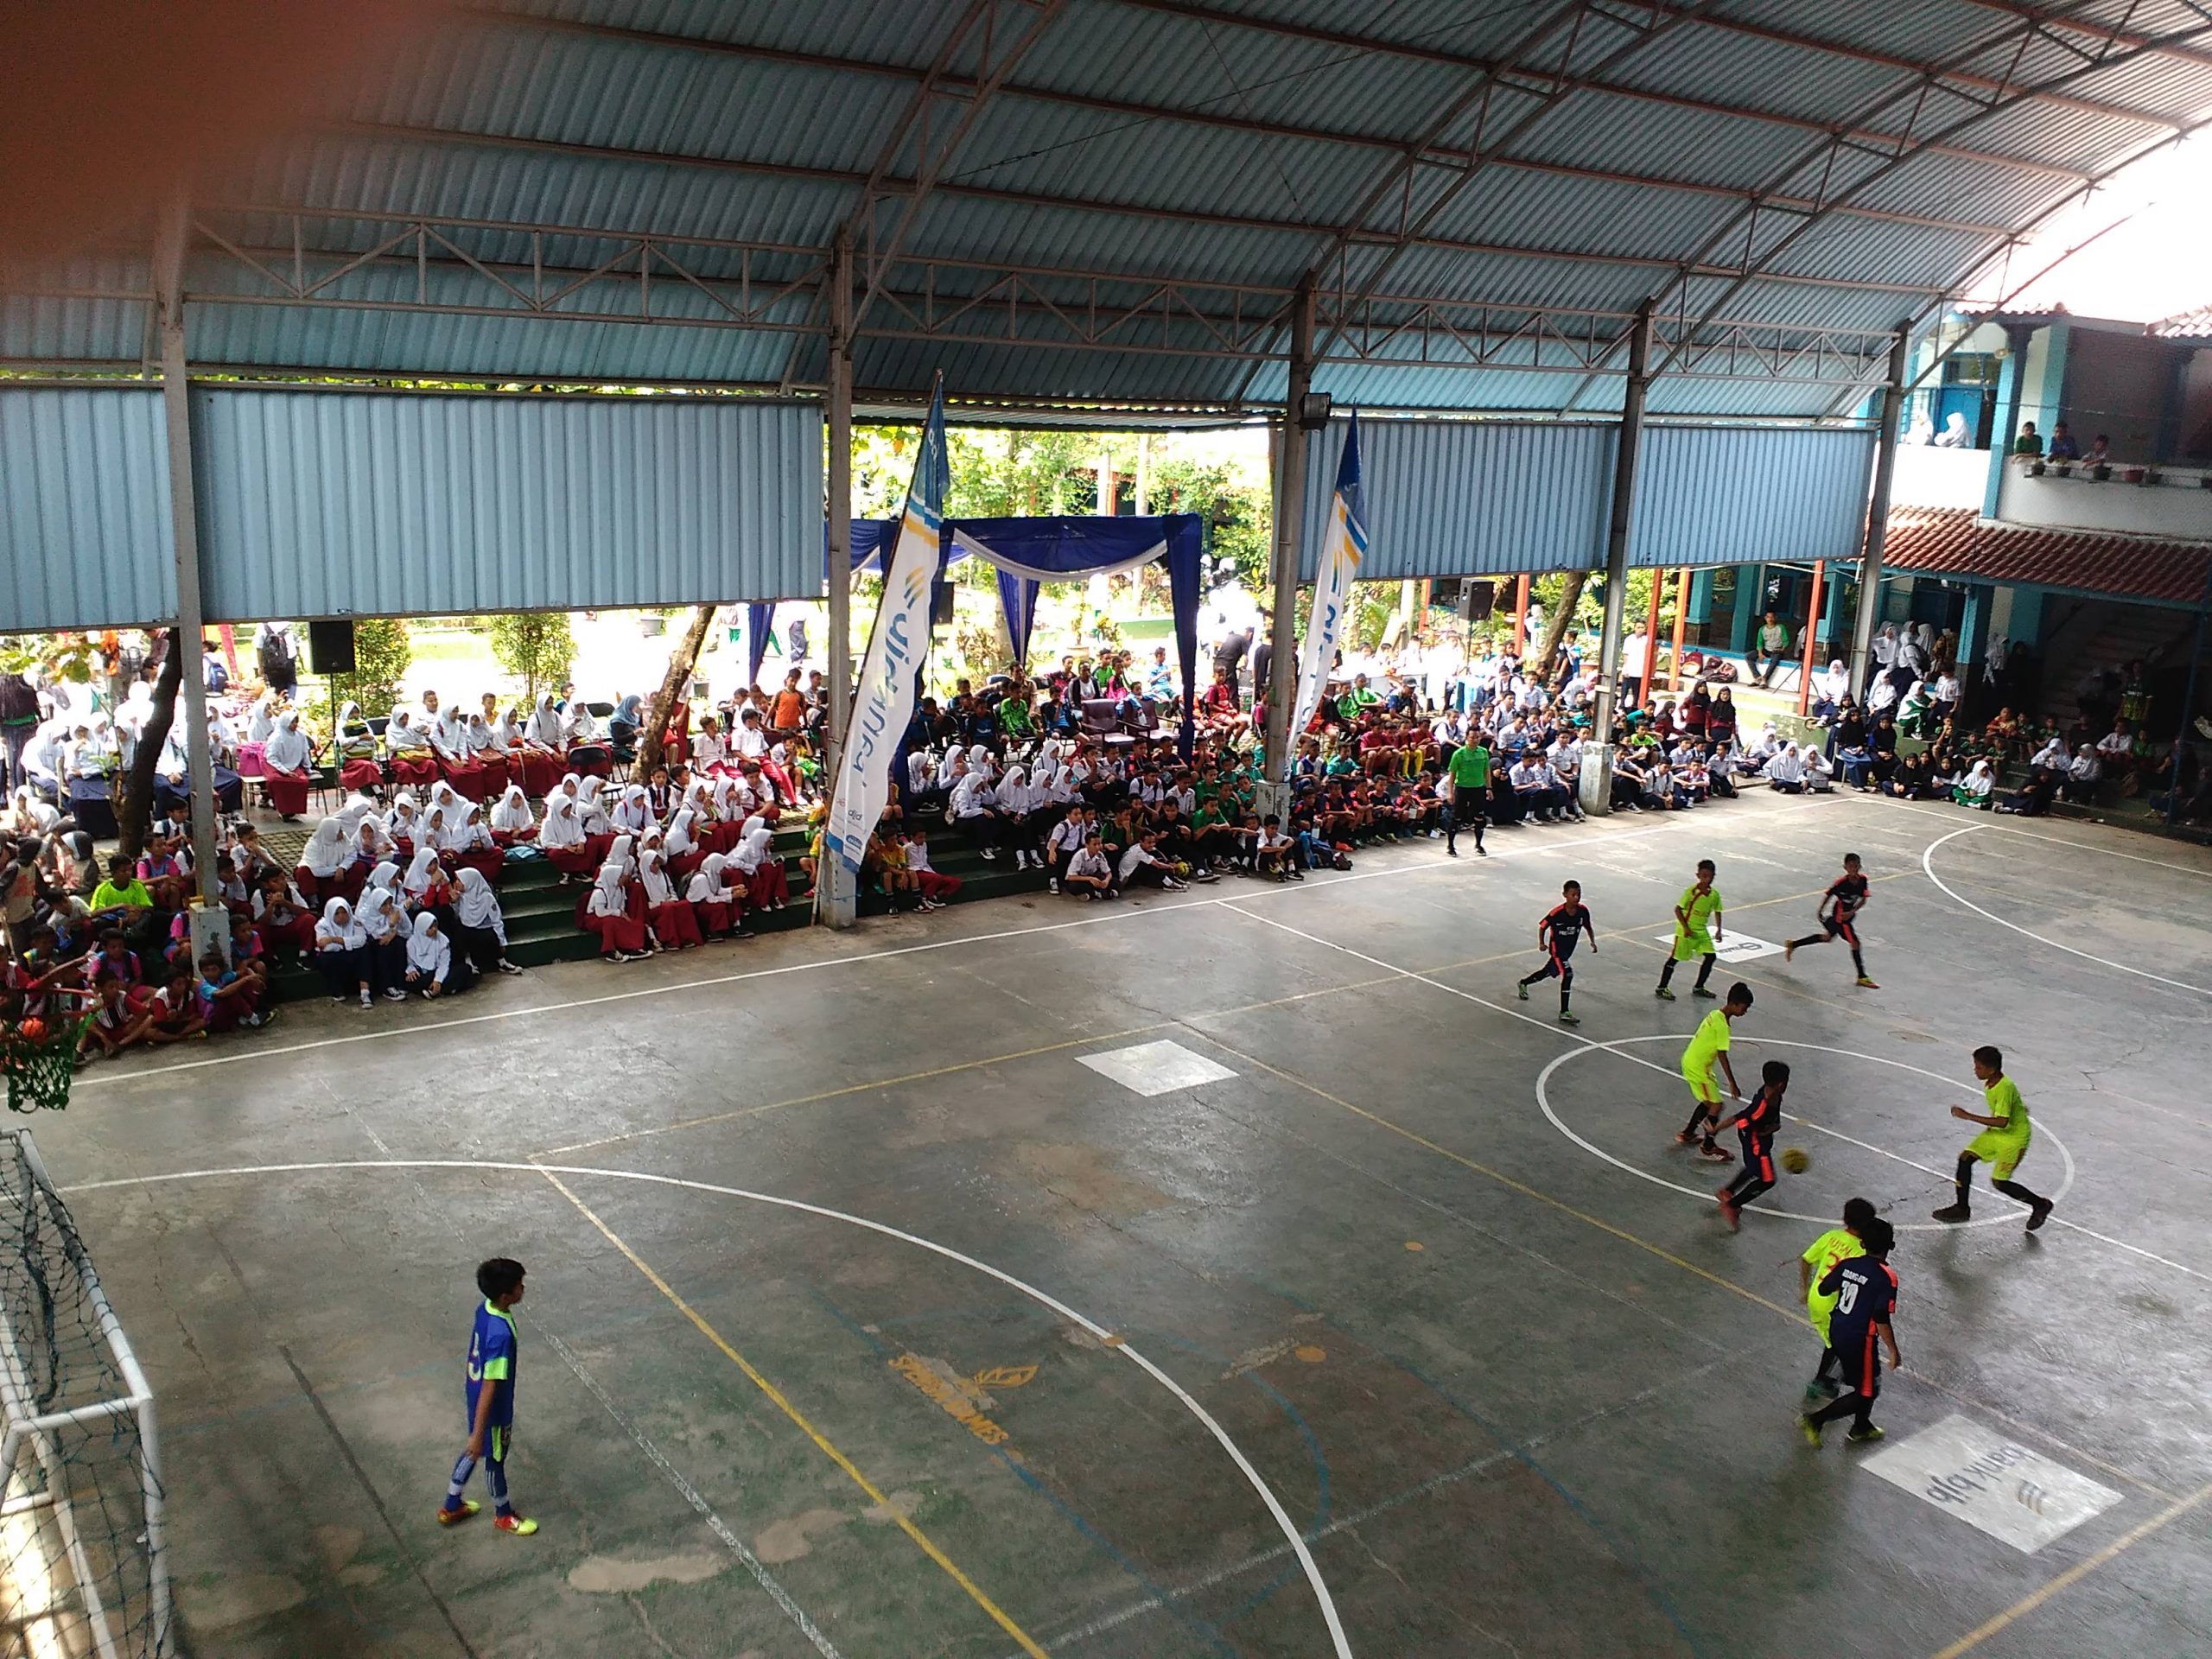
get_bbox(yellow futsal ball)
[1781,1147,1810,1175]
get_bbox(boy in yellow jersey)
[1801,1198,1877,1402]
[1931,1044,2054,1230]
[1655,859,1725,1000]
[1674,980,1751,1161]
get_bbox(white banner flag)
[824,385,948,874]
[1288,411,1367,746]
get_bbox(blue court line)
[799,1281,1238,1659]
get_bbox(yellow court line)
[1185,1031,2173,1505]
[1927,1479,2212,1659]
[538,1170,1051,1659]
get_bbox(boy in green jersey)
[1674,981,1751,1161]
[1655,860,1724,1000]
[1801,1197,1878,1400]
[1932,1045,2054,1230]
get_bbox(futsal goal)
[0,1131,171,1658]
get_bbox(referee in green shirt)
[1446,738,1489,857]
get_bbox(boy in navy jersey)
[437,1258,537,1535]
[1516,880,1597,1025]
[1784,853,1878,988]
[1801,1220,1901,1446]
[1715,1059,1790,1230]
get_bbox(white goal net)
[0,1131,170,1658]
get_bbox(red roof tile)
[1881,506,2212,606]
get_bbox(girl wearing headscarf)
[383,794,423,855]
[1952,758,1996,808]
[449,868,524,977]
[1801,744,1834,792]
[334,700,384,792]
[359,886,414,1001]
[729,818,791,907]
[385,709,439,786]
[258,710,315,820]
[638,846,701,950]
[582,861,649,962]
[611,782,653,836]
[404,912,472,997]
[489,785,537,843]
[538,794,599,880]
[245,693,280,746]
[441,802,505,886]
[513,695,565,796]
[1811,659,1849,722]
[608,693,645,753]
[995,766,1047,870]
[685,852,747,940]
[576,775,613,836]
[402,844,453,911]
[949,767,1004,859]
[296,816,364,905]
[313,897,373,1007]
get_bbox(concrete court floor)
[32,788,2212,1659]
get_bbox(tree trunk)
[116,627,182,860]
[1532,571,1587,684]
[638,605,717,773]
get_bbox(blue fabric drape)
[996,569,1039,669]
[746,601,774,687]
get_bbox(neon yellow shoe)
[435,1500,480,1527]
[494,1513,538,1536]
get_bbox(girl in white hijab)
[246,694,280,745]
[450,867,524,976]
[664,804,700,866]
[1952,757,1995,808]
[489,785,536,842]
[611,783,652,836]
[949,768,1003,859]
[297,817,355,901]
[402,845,448,907]
[386,708,438,786]
[584,860,648,962]
[404,911,468,997]
[259,710,314,820]
[359,887,414,1001]
[334,701,375,758]
[637,845,702,950]
[729,819,790,906]
[684,851,747,940]
[538,794,594,879]
[577,776,613,836]
[384,795,423,852]
[524,692,567,751]
[314,897,373,1007]
[995,765,1046,870]
[1801,744,1834,792]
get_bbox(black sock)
[1694,954,1716,989]
[1658,958,1678,988]
[1993,1177,2046,1208]
[1682,1103,1715,1140]
[1953,1153,1976,1209]
[1519,970,1540,988]
[1787,933,1823,950]
[1560,988,1571,1013]
[1814,1349,1839,1383]
[1850,945,1868,976]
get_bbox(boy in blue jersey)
[1801,1220,1901,1446]
[1714,1059,1789,1230]
[437,1258,537,1535]
[1516,880,1596,1025]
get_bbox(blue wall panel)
[1300,418,1615,580]
[194,390,824,620]
[0,388,175,632]
[1630,426,1875,569]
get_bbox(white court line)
[67,799,1831,1093]
[62,1159,1356,1659]
[1872,797,2212,878]
[1532,1034,2075,1230]
[1921,825,2212,999]
[1226,907,2209,1283]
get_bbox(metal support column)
[1584,300,1652,814]
[819,233,859,929]
[1796,560,1826,717]
[1261,282,1314,809]
[1640,569,1664,702]
[1849,324,1913,700]
[152,199,226,959]
[1669,571,1691,690]
[1512,575,1531,658]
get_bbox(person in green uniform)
[1655,859,1725,1000]
[1931,1045,2054,1230]
[1800,1197,1876,1402]
[1445,737,1489,857]
[1675,980,1751,1160]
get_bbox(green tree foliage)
[331,617,412,718]
[487,611,577,702]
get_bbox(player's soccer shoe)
[1855,976,1879,988]
[1715,1191,1740,1232]
[1691,985,1718,1000]
[1653,987,1675,1001]
[1799,1415,1823,1446]
[2026,1198,2053,1232]
[436,1501,480,1527]
[1929,1204,1971,1224]
[494,1513,538,1536]
[1557,1009,1580,1026]
[1783,941,1796,962]
[1697,1141,1733,1163]
[1674,1130,1699,1147]
[1846,1426,1885,1445]
[1516,983,1529,1001]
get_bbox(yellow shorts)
[1682,1065,1720,1106]
[1967,1128,2031,1182]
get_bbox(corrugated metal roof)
[3,0,2209,416]
[1882,504,2212,605]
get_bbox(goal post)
[0,1130,172,1658]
